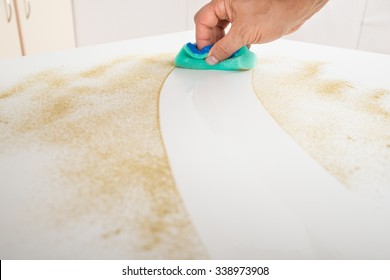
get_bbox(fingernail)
[206,56,219,65]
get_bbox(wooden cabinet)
[0,0,22,58]
[0,0,75,59]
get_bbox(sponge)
[174,42,257,71]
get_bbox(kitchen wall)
[286,0,368,50]
[286,0,390,54]
[72,0,390,54]
[72,0,208,47]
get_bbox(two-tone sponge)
[174,42,257,71]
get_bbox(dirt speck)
[101,228,123,240]
[0,54,207,259]
[253,58,390,190]
[317,80,353,95]
[300,61,324,78]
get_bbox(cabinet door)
[0,0,22,59]
[15,0,75,55]
[358,0,390,54]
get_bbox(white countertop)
[1,31,390,259]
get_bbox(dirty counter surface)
[0,31,390,259]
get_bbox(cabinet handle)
[4,0,12,22]
[24,0,30,19]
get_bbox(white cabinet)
[358,0,390,54]
[0,0,75,59]
[14,0,75,55]
[0,0,22,58]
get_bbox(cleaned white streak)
[159,68,390,259]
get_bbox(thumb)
[206,28,243,65]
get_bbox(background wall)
[286,0,390,54]
[72,0,208,47]
[72,0,390,54]
[285,0,368,50]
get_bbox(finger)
[194,3,219,49]
[206,28,243,65]
[286,23,303,35]
[195,1,229,50]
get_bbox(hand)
[195,0,328,64]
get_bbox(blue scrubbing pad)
[174,42,257,71]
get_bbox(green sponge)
[174,43,257,71]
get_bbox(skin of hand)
[195,0,329,65]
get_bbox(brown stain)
[317,80,353,96]
[332,166,362,187]
[0,71,40,100]
[0,89,18,100]
[253,58,390,189]
[143,53,175,67]
[101,228,123,240]
[297,62,353,97]
[0,54,208,259]
[0,78,30,100]
[37,96,74,127]
[364,89,390,119]
[79,56,132,78]
[79,63,112,78]
[371,89,389,100]
[299,61,324,78]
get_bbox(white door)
[0,0,22,59]
[358,0,390,54]
[14,0,75,55]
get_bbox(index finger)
[194,1,229,50]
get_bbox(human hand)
[195,0,328,64]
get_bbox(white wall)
[187,0,209,29]
[72,0,390,55]
[72,0,208,47]
[281,0,390,54]
[285,0,368,50]
[358,0,390,54]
